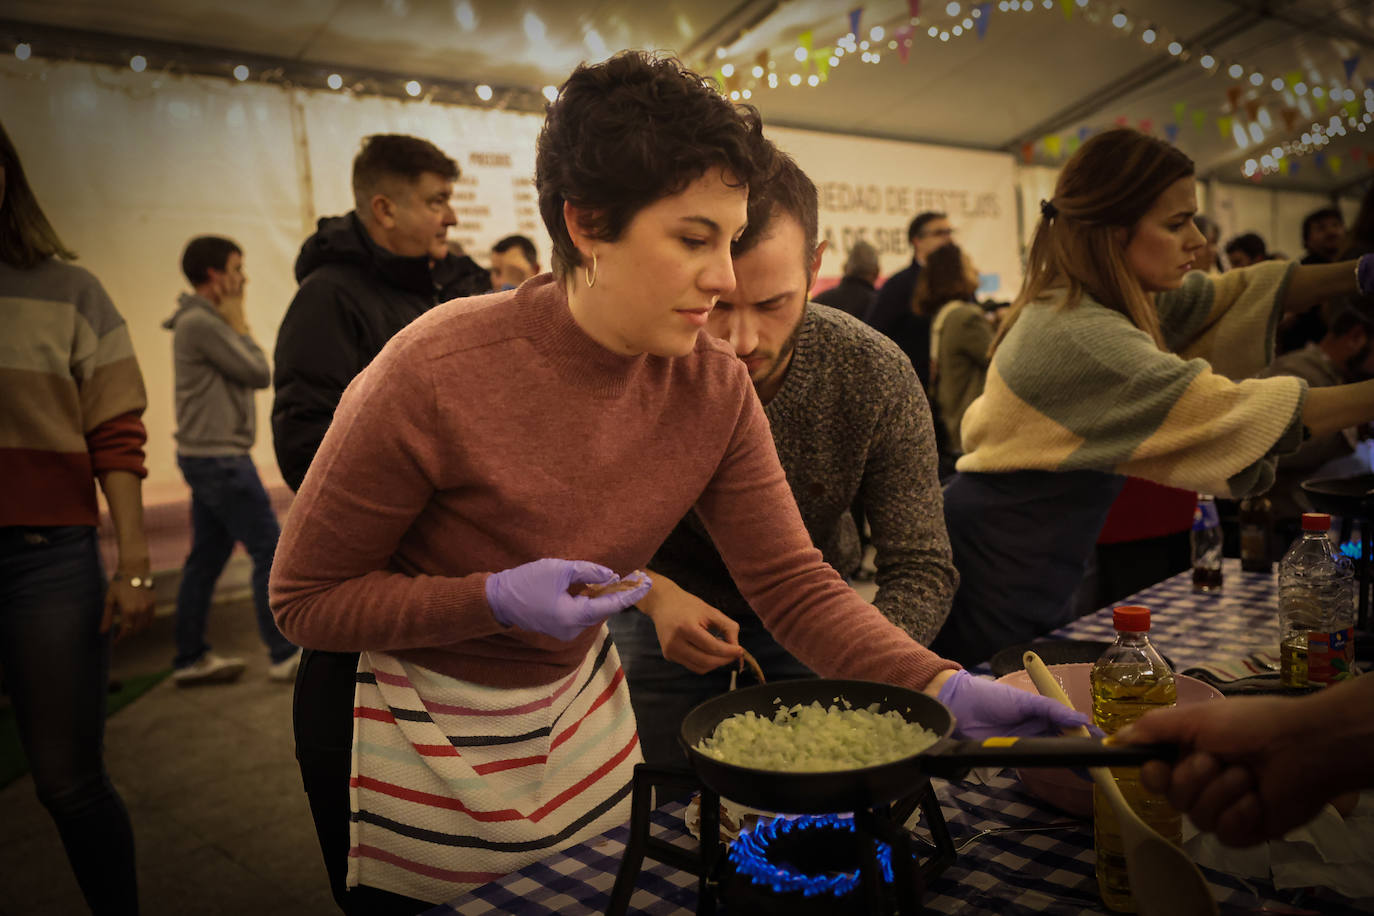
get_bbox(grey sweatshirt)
[649,303,958,644]
[162,292,270,456]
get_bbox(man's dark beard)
[756,313,804,395]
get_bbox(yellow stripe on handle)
[981,737,1020,748]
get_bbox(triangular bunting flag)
[909,0,921,20]
[1059,0,1074,19]
[756,50,769,71]
[1192,110,1207,131]
[1345,100,1360,120]
[1020,141,1035,164]
[1290,160,1299,176]
[799,30,814,53]
[1281,107,1299,131]
[1067,135,1081,153]
[849,8,863,37]
[814,50,833,77]
[1045,135,1062,157]
[1345,56,1361,83]
[976,4,991,38]
[1315,152,1327,168]
[1165,123,1179,142]
[1244,100,1260,121]
[1139,118,1153,134]
[895,27,912,62]
[1285,70,1302,89]
[1079,126,1091,141]
[1172,101,1187,124]
[1331,155,1343,175]
[1218,115,1233,138]
[1315,94,1328,113]
[1115,115,1129,127]
[1226,86,1242,111]
[1352,147,1365,163]
[1279,158,1289,176]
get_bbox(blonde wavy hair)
[993,128,1194,354]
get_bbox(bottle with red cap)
[1278,512,1356,687]
[1090,606,1179,912]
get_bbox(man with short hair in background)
[813,238,879,320]
[272,133,490,491]
[164,236,299,684]
[608,151,958,768]
[1281,207,1350,353]
[863,210,954,387]
[489,234,540,290]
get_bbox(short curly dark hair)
[536,51,772,278]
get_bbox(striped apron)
[347,628,640,903]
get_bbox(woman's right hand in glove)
[485,559,650,641]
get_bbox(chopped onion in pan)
[695,701,939,772]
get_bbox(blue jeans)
[0,525,139,914]
[175,455,295,668]
[606,610,816,769]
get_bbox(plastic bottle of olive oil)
[1091,606,1181,912]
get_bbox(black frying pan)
[680,679,1176,814]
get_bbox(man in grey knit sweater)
[607,152,958,767]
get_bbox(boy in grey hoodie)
[163,237,297,684]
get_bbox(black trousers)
[293,649,432,916]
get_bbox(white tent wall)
[1,59,306,505]
[766,126,1023,301]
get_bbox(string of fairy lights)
[702,0,1370,182]
[6,0,1369,184]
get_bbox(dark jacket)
[272,212,491,490]
[863,260,930,386]
[812,275,876,320]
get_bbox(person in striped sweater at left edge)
[271,53,1087,915]
[0,120,153,915]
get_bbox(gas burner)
[728,813,895,898]
[608,764,957,916]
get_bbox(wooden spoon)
[1022,651,1217,916]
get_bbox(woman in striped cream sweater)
[931,127,1374,667]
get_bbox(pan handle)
[921,737,1178,776]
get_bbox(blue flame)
[727,813,895,897]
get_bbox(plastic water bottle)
[1191,495,1223,592]
[1091,606,1180,913]
[1278,513,1356,687]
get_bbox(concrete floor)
[0,593,338,916]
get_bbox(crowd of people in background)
[5,46,1374,916]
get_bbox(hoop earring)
[583,251,597,289]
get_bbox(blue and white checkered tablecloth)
[430,560,1372,915]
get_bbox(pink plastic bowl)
[994,663,1224,816]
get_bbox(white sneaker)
[172,652,247,686]
[268,649,302,682]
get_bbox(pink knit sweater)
[269,276,957,690]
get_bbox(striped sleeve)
[70,273,148,476]
[1156,259,1294,380]
[959,293,1306,498]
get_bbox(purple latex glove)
[1358,254,1374,296]
[485,559,650,641]
[937,670,1093,740]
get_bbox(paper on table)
[1182,790,1374,900]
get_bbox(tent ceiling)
[4,0,1373,194]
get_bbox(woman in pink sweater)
[270,52,1083,914]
